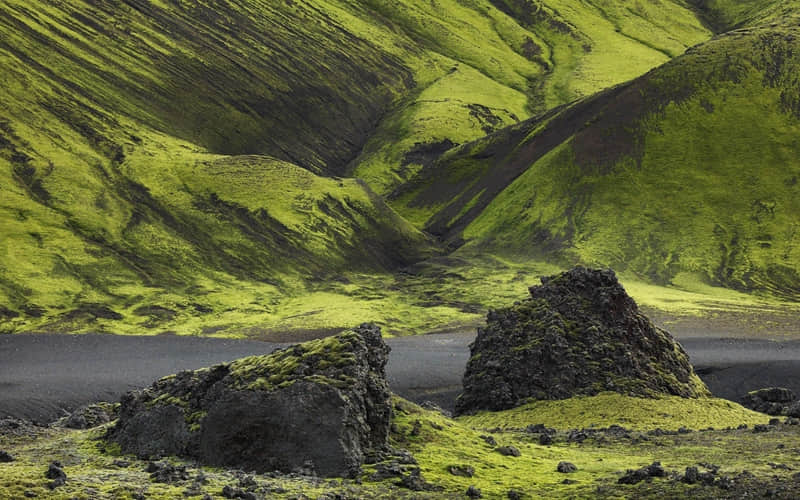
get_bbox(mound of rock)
[109,324,391,477]
[741,388,800,416]
[455,267,709,415]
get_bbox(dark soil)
[2,324,800,423]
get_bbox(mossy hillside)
[0,0,712,335]
[1,396,795,499]
[0,124,437,333]
[402,24,800,297]
[0,0,417,175]
[351,0,711,194]
[690,0,800,31]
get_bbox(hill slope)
[394,20,800,296]
[0,0,715,333]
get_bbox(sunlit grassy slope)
[0,0,717,334]
[690,0,800,31]
[395,18,800,298]
[349,0,711,193]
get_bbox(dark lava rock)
[741,388,797,415]
[109,324,392,477]
[396,467,440,491]
[222,485,257,499]
[618,462,666,484]
[456,267,708,415]
[538,433,553,445]
[146,461,190,483]
[61,402,119,429]
[557,461,578,473]
[466,485,483,498]
[496,445,521,457]
[507,490,523,500]
[447,464,475,477]
[682,466,716,485]
[45,462,66,489]
[0,450,14,462]
[0,418,39,438]
[567,430,589,443]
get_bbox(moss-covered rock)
[108,324,392,477]
[455,267,709,415]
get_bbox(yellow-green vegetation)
[690,0,800,30]
[399,20,800,300]
[350,0,710,193]
[458,392,770,431]
[1,0,798,338]
[229,330,359,390]
[2,397,794,499]
[0,0,717,336]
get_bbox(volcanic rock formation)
[109,324,391,477]
[741,388,799,416]
[455,267,709,415]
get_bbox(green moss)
[1,395,797,498]
[457,392,770,431]
[147,394,188,409]
[229,329,361,390]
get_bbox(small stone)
[561,479,578,484]
[507,489,523,499]
[0,451,14,462]
[495,446,521,457]
[716,475,734,490]
[567,430,588,443]
[644,462,666,477]
[683,466,699,484]
[396,468,435,491]
[112,459,131,468]
[23,491,36,498]
[480,435,497,446]
[539,433,553,445]
[753,424,770,433]
[45,462,66,482]
[677,427,691,434]
[769,418,781,426]
[557,461,578,473]
[447,464,475,477]
[466,485,482,498]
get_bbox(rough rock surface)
[59,402,119,429]
[741,388,797,416]
[456,267,709,415]
[109,324,391,477]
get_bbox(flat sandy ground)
[2,318,800,422]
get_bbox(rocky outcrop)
[456,267,709,415]
[741,388,798,416]
[108,324,391,477]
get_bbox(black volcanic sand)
[2,331,800,422]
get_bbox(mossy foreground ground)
[0,396,791,499]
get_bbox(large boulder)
[741,388,797,415]
[108,324,391,477]
[455,267,709,415]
